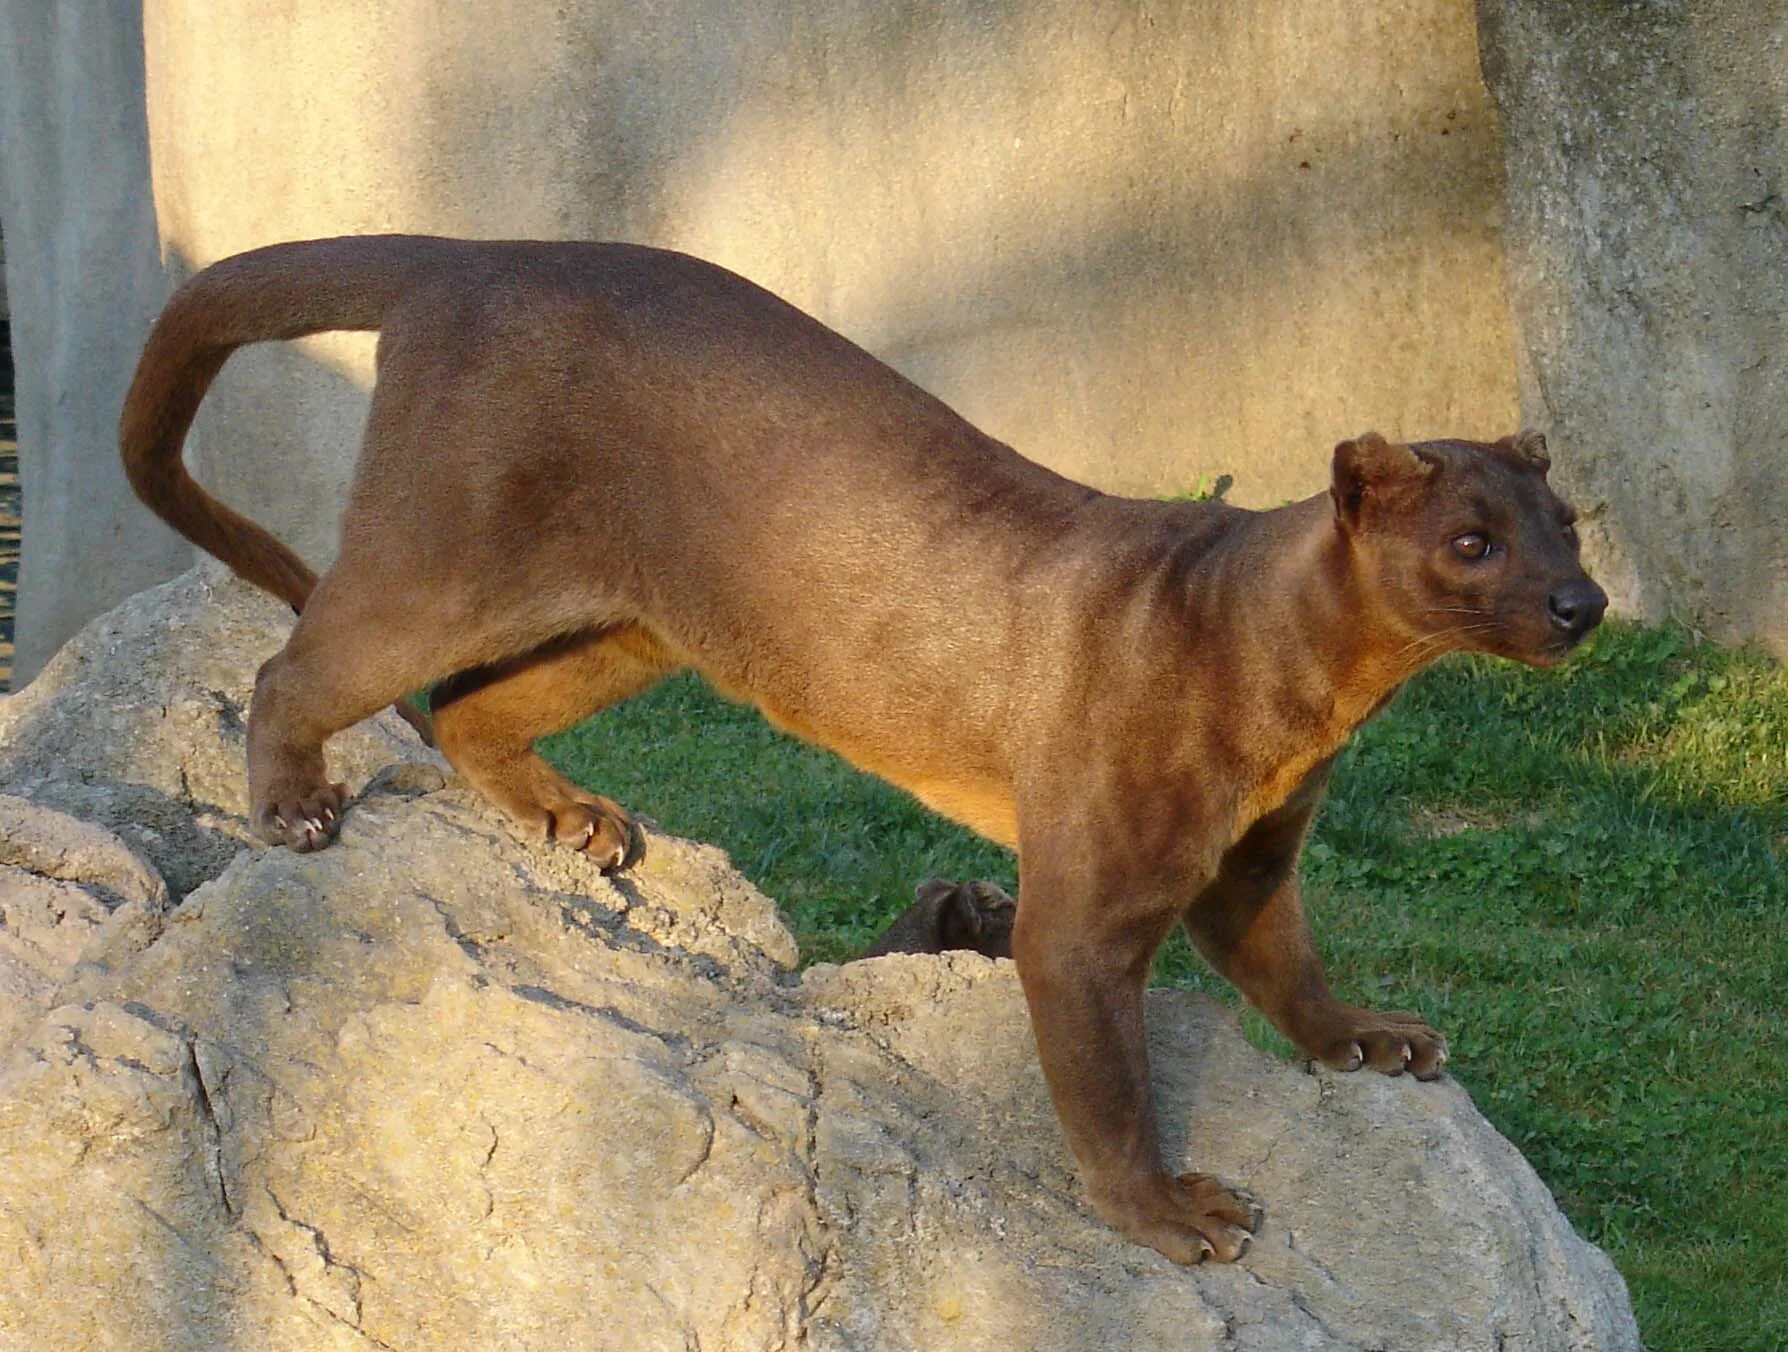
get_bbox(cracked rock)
[0,562,434,897]
[0,569,1641,1350]
[0,794,169,1050]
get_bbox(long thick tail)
[121,235,457,743]
[120,234,455,609]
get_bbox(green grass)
[545,621,1787,1350]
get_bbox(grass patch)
[545,620,1786,1349]
[542,675,1015,965]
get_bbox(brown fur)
[861,879,1017,959]
[120,236,1606,1264]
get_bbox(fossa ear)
[1330,431,1436,530]
[913,877,959,911]
[1496,428,1551,476]
[917,878,1017,957]
[935,884,987,948]
[965,881,1017,959]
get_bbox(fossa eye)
[1452,533,1492,561]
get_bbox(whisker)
[1392,621,1497,666]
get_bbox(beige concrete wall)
[10,2,1785,669]
[140,0,1516,586]
[42,3,1788,659]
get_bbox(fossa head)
[1330,430,1607,666]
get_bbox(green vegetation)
[1165,470,1235,502]
[545,621,1787,1350]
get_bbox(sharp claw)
[305,816,324,835]
[1347,1042,1364,1070]
[1400,1043,1413,1063]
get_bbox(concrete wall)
[137,0,1514,569]
[0,2,1781,674]
[0,2,187,683]
[1480,0,1787,655]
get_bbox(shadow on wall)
[146,0,1516,534]
[0,0,188,684]
[431,0,1518,502]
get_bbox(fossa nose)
[1546,579,1608,639]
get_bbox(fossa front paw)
[1303,1006,1448,1079]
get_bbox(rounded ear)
[913,877,958,908]
[970,883,1018,957]
[1499,428,1551,475]
[966,880,1015,911]
[937,886,986,947]
[1331,431,1436,529]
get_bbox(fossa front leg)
[1013,830,1257,1264]
[1183,784,1448,1078]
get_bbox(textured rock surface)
[1480,0,1788,655]
[0,564,428,896]
[0,572,1641,1350]
[0,794,166,1049]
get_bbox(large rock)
[0,570,1640,1350]
[0,793,166,1050]
[0,564,428,897]
[1479,0,1788,655]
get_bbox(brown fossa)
[120,235,1607,1264]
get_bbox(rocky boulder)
[1478,0,1788,655]
[0,567,1641,1350]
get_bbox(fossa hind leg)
[249,572,467,851]
[430,626,679,869]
